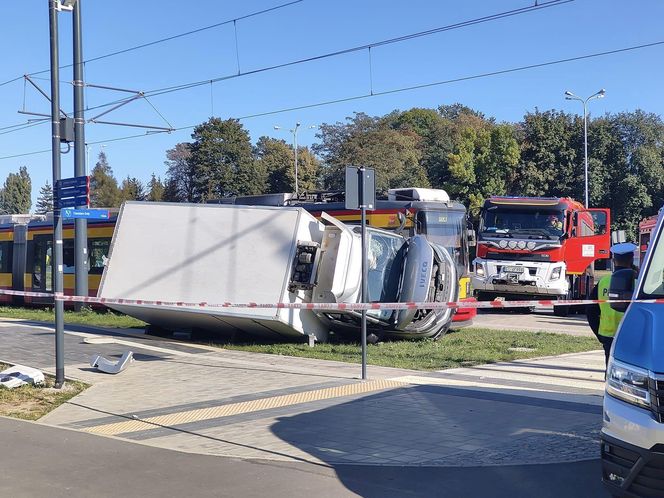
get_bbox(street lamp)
[274,123,316,197]
[564,88,606,208]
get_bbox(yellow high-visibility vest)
[598,275,624,338]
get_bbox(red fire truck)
[638,214,658,268]
[472,196,611,316]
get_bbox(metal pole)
[583,100,589,209]
[293,123,300,198]
[358,166,367,380]
[49,0,65,389]
[73,0,88,309]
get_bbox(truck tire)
[554,275,575,317]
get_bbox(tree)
[255,137,293,193]
[119,177,146,202]
[90,151,121,208]
[295,147,321,193]
[146,174,164,202]
[35,181,53,214]
[188,118,254,201]
[163,143,194,202]
[515,110,580,198]
[0,166,31,214]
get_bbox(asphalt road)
[471,309,595,336]
[0,417,608,498]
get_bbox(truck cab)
[472,196,610,315]
[601,209,664,496]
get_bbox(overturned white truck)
[98,202,458,342]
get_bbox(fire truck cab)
[472,196,610,315]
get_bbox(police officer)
[586,242,638,366]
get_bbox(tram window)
[89,238,111,274]
[0,241,12,273]
[63,240,75,274]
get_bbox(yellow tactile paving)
[85,379,407,436]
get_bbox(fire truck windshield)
[418,210,467,276]
[480,208,565,241]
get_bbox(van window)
[641,224,664,298]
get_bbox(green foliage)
[189,118,254,201]
[163,142,194,202]
[0,166,31,214]
[146,174,164,202]
[35,181,53,214]
[219,328,599,371]
[314,113,428,193]
[119,177,146,202]
[90,151,121,208]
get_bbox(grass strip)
[0,306,145,329]
[0,363,88,420]
[218,327,601,371]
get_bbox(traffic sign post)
[345,165,376,381]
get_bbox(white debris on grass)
[0,365,45,389]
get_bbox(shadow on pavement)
[270,384,606,497]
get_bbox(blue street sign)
[61,208,110,220]
[56,185,89,198]
[55,197,83,209]
[56,175,88,190]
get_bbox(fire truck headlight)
[475,263,485,277]
[499,240,508,249]
[550,267,562,281]
[607,359,650,409]
[508,240,517,249]
[517,241,526,249]
[527,241,537,250]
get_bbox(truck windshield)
[418,210,467,276]
[356,229,406,322]
[640,220,664,298]
[480,208,565,241]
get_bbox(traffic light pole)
[49,0,66,388]
[73,0,88,308]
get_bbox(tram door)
[32,235,53,292]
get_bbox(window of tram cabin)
[0,241,13,274]
[416,210,468,275]
[88,238,110,274]
[31,235,52,291]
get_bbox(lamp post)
[274,123,316,197]
[564,88,606,208]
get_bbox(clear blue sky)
[1,0,663,208]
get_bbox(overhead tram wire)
[84,0,574,113]
[2,38,662,162]
[13,0,305,81]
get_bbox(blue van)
[601,210,664,496]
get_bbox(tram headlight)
[607,359,650,409]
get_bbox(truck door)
[566,208,611,274]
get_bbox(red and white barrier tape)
[1,287,660,310]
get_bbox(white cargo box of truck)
[98,202,329,341]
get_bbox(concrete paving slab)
[0,319,606,469]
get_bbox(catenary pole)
[49,0,65,388]
[359,166,367,380]
[73,0,88,308]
